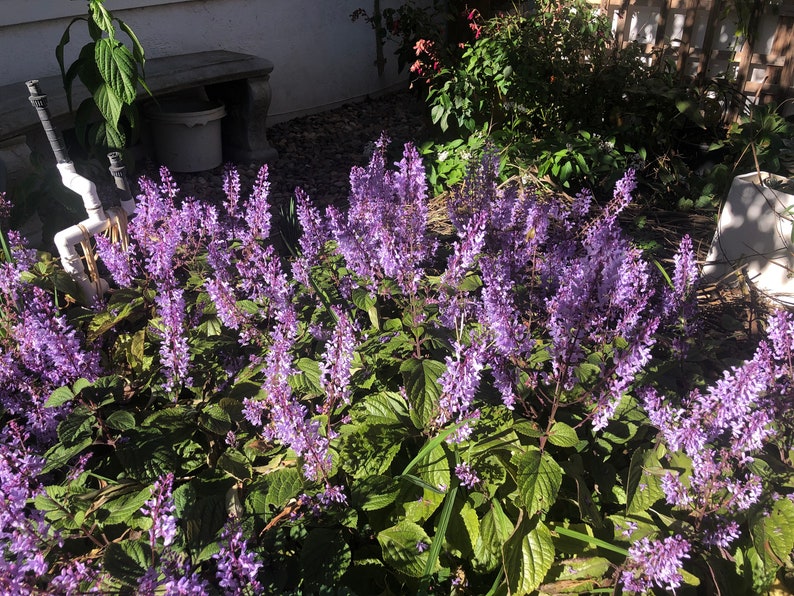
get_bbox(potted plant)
[703,103,794,305]
[56,0,148,157]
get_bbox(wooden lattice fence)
[601,0,794,113]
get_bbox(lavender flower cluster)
[0,135,790,594]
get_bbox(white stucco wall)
[0,0,411,123]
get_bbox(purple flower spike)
[214,521,263,595]
[621,534,691,593]
[319,307,358,409]
[223,163,242,217]
[455,462,480,489]
[141,472,178,547]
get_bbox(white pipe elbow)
[57,162,106,222]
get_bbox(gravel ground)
[139,90,430,211]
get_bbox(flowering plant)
[0,140,792,594]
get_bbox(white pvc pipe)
[57,162,105,222]
[52,161,136,301]
[54,219,110,299]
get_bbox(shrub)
[0,143,792,594]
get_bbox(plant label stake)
[26,79,136,302]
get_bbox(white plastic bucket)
[145,99,226,172]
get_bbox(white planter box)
[703,172,794,306]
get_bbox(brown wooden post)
[654,0,672,49]
[697,0,721,82]
[732,0,764,117]
[613,0,633,49]
[676,0,702,75]
[771,14,794,106]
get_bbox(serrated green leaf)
[265,467,303,512]
[547,421,579,448]
[752,497,794,568]
[339,424,402,479]
[92,82,123,133]
[89,0,115,35]
[515,448,563,514]
[378,521,436,578]
[105,410,136,431]
[352,474,400,511]
[199,403,232,435]
[57,407,95,446]
[474,499,514,572]
[95,37,138,104]
[540,556,612,594]
[401,358,445,429]
[46,386,75,408]
[42,437,93,474]
[403,487,445,523]
[504,513,555,595]
[103,540,151,587]
[360,391,408,425]
[301,528,351,589]
[98,486,151,526]
[414,440,450,491]
[291,357,323,394]
[446,499,480,558]
[173,482,196,519]
[625,448,665,514]
[181,479,232,547]
[217,450,251,481]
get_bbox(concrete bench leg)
[209,76,278,164]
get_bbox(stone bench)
[0,50,278,188]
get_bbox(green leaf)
[351,287,379,329]
[361,391,408,425]
[446,499,480,558]
[105,410,136,432]
[401,358,445,429]
[46,386,75,408]
[625,448,665,515]
[752,497,794,569]
[95,37,138,104]
[352,474,400,511]
[265,467,303,512]
[117,18,146,70]
[103,540,151,587]
[42,437,93,474]
[547,421,579,448]
[98,486,151,526]
[57,406,96,446]
[541,556,612,594]
[378,521,436,578]
[339,424,402,479]
[301,528,352,590]
[474,499,514,572]
[402,486,445,523]
[291,358,323,395]
[89,0,115,35]
[431,104,447,128]
[515,448,563,514]
[400,420,468,477]
[217,450,251,481]
[73,377,94,394]
[198,403,232,435]
[414,440,450,491]
[92,82,123,132]
[503,513,555,595]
